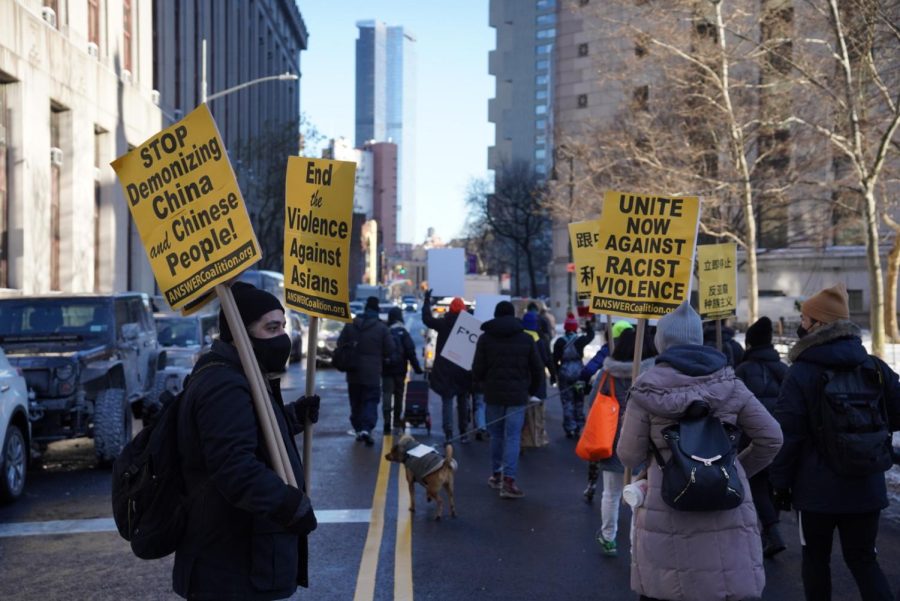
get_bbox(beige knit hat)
[801,283,850,323]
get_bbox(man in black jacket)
[472,300,542,499]
[770,283,900,600]
[175,282,319,601]
[383,306,424,434]
[338,296,394,445]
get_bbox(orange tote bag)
[575,373,619,461]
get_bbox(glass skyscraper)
[356,20,417,244]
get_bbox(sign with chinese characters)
[568,219,603,304]
[697,243,737,320]
[592,191,700,319]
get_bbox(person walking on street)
[769,283,900,601]
[553,314,595,438]
[590,328,655,556]
[174,282,319,601]
[526,301,553,346]
[472,300,543,499]
[734,316,789,558]
[383,307,424,434]
[617,301,783,601]
[338,296,394,446]
[421,290,473,442]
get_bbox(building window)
[578,43,589,57]
[536,59,550,70]
[536,134,547,145]
[536,74,549,86]
[536,89,548,100]
[536,43,553,55]
[535,104,548,115]
[632,85,649,111]
[536,163,547,175]
[536,28,556,39]
[537,0,556,9]
[577,94,588,108]
[0,84,8,287]
[580,0,590,5]
[535,148,547,160]
[535,119,547,130]
[537,14,556,26]
[848,290,863,313]
[123,0,133,73]
[88,0,100,46]
[50,104,66,291]
[635,35,649,57]
[42,0,59,28]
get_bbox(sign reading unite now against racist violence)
[111,104,261,311]
[283,157,355,322]
[592,190,700,320]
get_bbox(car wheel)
[0,424,26,503]
[94,388,131,467]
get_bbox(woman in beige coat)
[617,302,783,601]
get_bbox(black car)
[0,293,162,465]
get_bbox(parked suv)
[0,346,29,502]
[0,293,161,465]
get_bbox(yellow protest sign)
[592,190,700,319]
[697,243,737,320]
[568,219,602,304]
[283,157,355,322]
[110,104,261,310]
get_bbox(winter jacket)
[524,328,554,400]
[174,340,314,601]
[552,329,596,381]
[702,323,744,367]
[421,302,471,397]
[734,345,788,413]
[590,356,655,473]
[384,322,422,377]
[769,320,900,514]
[616,344,783,601]
[580,343,609,383]
[338,310,394,388]
[472,315,543,406]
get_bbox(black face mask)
[250,333,291,373]
[796,325,808,338]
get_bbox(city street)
[2,361,900,600]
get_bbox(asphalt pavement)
[2,361,900,600]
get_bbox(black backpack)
[384,327,406,370]
[811,360,892,477]
[111,361,222,559]
[332,323,360,373]
[650,401,744,512]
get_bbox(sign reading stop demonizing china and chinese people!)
[283,157,355,322]
[697,243,737,320]
[569,219,603,304]
[111,104,261,310]
[592,191,701,320]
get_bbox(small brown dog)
[385,434,458,520]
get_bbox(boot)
[763,524,786,558]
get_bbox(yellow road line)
[394,468,414,601]
[353,434,392,601]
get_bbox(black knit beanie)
[745,316,773,349]
[494,300,515,318]
[218,281,284,342]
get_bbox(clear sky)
[297,1,495,245]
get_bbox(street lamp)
[200,39,299,104]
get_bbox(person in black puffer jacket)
[175,283,319,601]
[734,316,789,558]
[472,300,542,499]
[703,319,745,367]
[382,307,424,433]
[770,284,900,600]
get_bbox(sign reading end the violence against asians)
[283,157,355,322]
[697,243,737,321]
[592,190,701,320]
[110,104,261,311]
[568,219,602,305]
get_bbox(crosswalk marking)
[0,509,371,539]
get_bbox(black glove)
[773,488,792,512]
[292,394,321,425]
[414,367,424,375]
[287,497,318,536]
[423,289,432,305]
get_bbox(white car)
[0,346,30,503]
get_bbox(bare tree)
[785,0,900,354]
[466,162,551,297]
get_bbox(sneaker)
[500,477,524,499]
[487,473,502,489]
[360,431,374,446]
[475,429,487,441]
[355,431,364,442]
[565,430,576,439]
[596,532,618,556]
[583,482,597,503]
[763,525,786,558]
